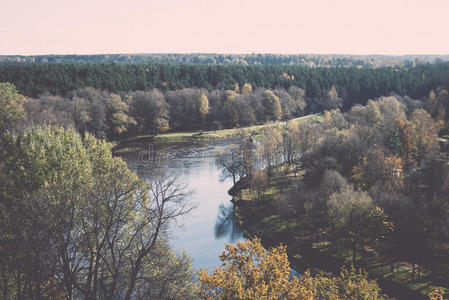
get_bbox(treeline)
[220,90,449,296]
[2,63,449,108]
[3,63,449,142]
[5,82,310,140]
[2,53,449,67]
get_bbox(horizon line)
[2,52,449,57]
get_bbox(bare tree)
[124,171,194,300]
[215,145,243,185]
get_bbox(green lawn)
[142,113,322,144]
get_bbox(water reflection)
[123,139,245,270]
[214,203,242,242]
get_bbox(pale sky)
[1,0,449,55]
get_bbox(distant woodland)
[1,61,449,141]
[1,62,449,101]
[1,53,449,67]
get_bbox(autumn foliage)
[199,238,312,299]
[199,238,383,300]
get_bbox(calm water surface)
[124,139,244,271]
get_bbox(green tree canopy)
[0,82,27,132]
[0,126,194,299]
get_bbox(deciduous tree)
[328,184,393,263]
[199,238,383,300]
[199,238,309,300]
[263,90,283,121]
[0,126,195,300]
[0,82,28,133]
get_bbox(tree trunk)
[17,272,23,300]
[124,256,142,300]
[125,220,162,300]
[2,271,7,300]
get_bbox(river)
[122,138,245,271]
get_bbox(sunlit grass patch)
[150,113,324,143]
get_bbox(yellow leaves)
[199,238,313,300]
[241,83,253,95]
[233,83,240,93]
[351,147,405,191]
[200,239,383,299]
[198,94,210,117]
[328,86,339,100]
[428,288,444,300]
[281,73,294,80]
[350,164,365,189]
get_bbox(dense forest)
[2,63,449,107]
[2,53,449,67]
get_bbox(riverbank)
[113,113,322,155]
[231,171,448,300]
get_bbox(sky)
[1,0,449,55]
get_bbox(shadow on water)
[214,203,242,243]
[214,203,301,278]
